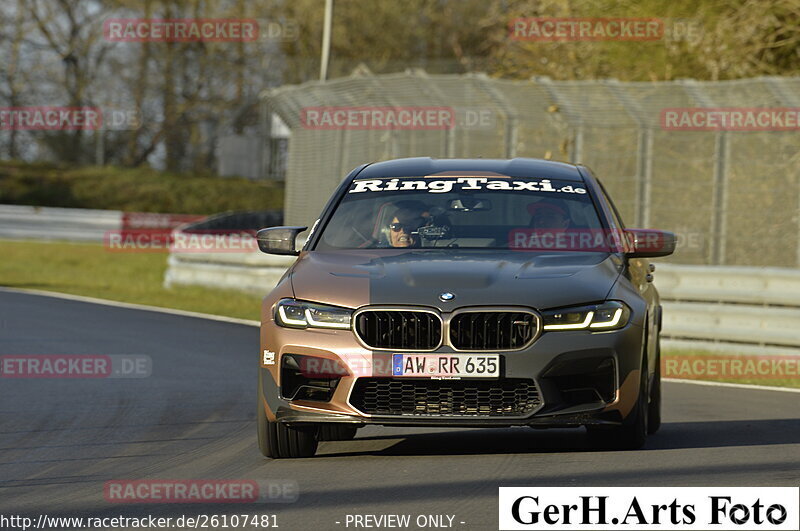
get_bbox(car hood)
[289,249,623,311]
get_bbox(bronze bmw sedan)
[256,157,675,458]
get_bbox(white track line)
[2,287,799,394]
[665,378,800,393]
[0,287,260,327]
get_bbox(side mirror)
[256,226,308,256]
[624,229,676,258]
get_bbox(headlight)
[275,299,352,329]
[542,301,630,331]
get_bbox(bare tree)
[22,0,115,162]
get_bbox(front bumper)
[259,317,644,428]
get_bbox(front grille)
[354,310,441,350]
[350,378,541,416]
[450,312,537,350]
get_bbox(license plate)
[392,354,500,378]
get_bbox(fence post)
[636,129,653,228]
[259,93,273,180]
[710,132,729,265]
[366,72,399,159]
[604,80,652,227]
[534,77,582,163]
[408,70,455,157]
[682,79,728,265]
[570,126,583,164]
[473,74,518,158]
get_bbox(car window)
[595,178,626,230]
[315,176,612,252]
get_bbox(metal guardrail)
[655,264,800,306]
[0,204,122,241]
[164,255,800,353]
[657,264,800,353]
[663,302,800,346]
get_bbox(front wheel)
[257,395,318,458]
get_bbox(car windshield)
[315,176,612,252]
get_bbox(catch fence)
[261,71,800,266]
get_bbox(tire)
[317,423,359,441]
[587,352,649,450]
[647,339,662,435]
[257,394,318,458]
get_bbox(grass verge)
[0,239,262,321]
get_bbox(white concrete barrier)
[656,264,800,352]
[661,302,800,347]
[163,253,800,353]
[655,264,800,306]
[164,251,295,293]
[0,204,122,241]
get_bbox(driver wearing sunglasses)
[388,206,430,248]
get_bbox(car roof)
[354,157,585,182]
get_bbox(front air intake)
[350,378,541,417]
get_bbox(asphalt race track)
[1,290,798,530]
